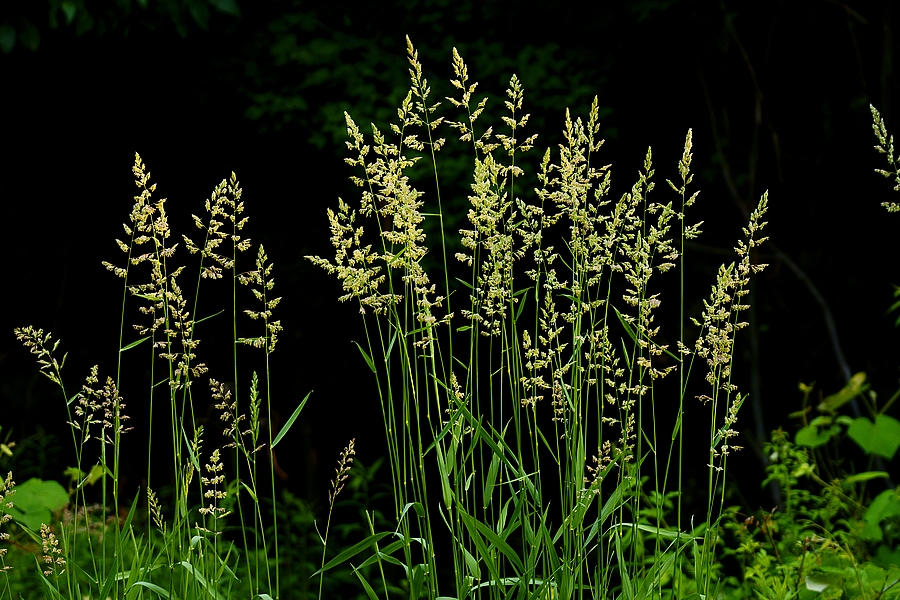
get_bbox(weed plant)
[307,37,769,599]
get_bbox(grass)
[5,162,298,599]
[2,38,900,600]
[306,37,768,599]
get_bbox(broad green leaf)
[3,478,69,531]
[848,414,900,459]
[795,424,840,448]
[861,489,900,541]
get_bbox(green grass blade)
[312,532,393,576]
[272,390,312,448]
[130,581,171,598]
[351,564,381,600]
[119,336,150,352]
[352,340,377,373]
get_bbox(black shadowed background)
[1,0,898,532]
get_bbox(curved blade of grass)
[353,538,405,570]
[409,563,426,600]
[435,441,453,508]
[458,509,501,584]
[483,452,500,509]
[615,532,634,600]
[312,532,392,576]
[119,336,150,352]
[351,564,380,600]
[459,507,525,574]
[272,390,312,448]
[240,480,258,502]
[353,340,377,374]
[178,561,227,600]
[131,581,171,598]
[194,309,225,325]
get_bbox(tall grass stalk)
[7,158,296,599]
[309,39,769,599]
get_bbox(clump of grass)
[4,157,304,600]
[309,37,769,598]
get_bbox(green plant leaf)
[409,563,426,600]
[818,371,867,413]
[795,424,840,448]
[351,564,380,600]
[434,441,453,509]
[483,453,500,509]
[352,340,376,373]
[847,414,900,459]
[458,508,525,574]
[861,489,900,541]
[194,309,224,325]
[130,581,171,598]
[3,478,69,530]
[119,336,150,352]
[874,544,900,569]
[272,390,311,448]
[178,561,227,600]
[843,471,890,484]
[312,532,392,576]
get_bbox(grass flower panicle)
[39,524,65,578]
[0,473,14,574]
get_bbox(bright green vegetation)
[2,40,899,599]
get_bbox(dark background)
[1,0,899,522]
